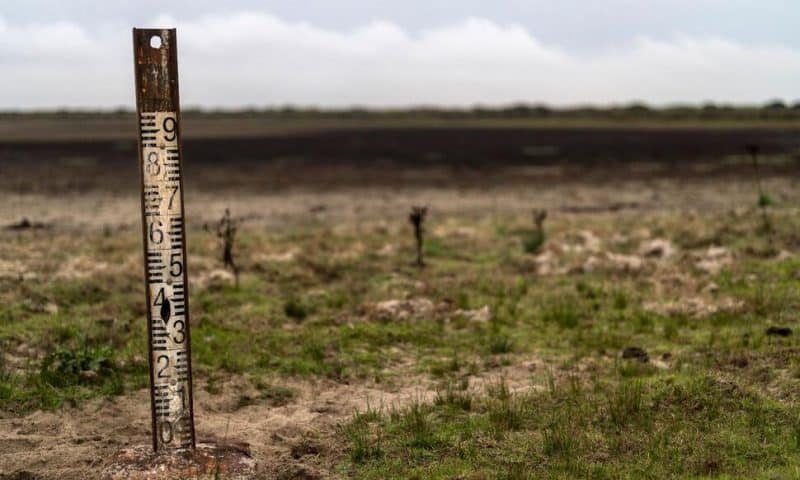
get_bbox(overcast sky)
[2,1,798,109]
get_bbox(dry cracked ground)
[2,170,800,479]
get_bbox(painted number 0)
[159,420,173,444]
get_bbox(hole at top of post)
[150,35,162,49]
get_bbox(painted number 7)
[167,185,179,210]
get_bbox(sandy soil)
[0,356,553,479]
[0,175,795,231]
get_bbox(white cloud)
[1,12,798,109]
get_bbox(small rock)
[621,347,649,362]
[290,439,322,459]
[534,250,559,275]
[580,255,603,273]
[706,246,729,259]
[576,230,602,253]
[766,326,792,337]
[276,464,321,480]
[5,218,48,230]
[372,298,434,320]
[206,269,235,287]
[730,355,749,368]
[639,238,675,259]
[3,471,39,480]
[268,251,297,262]
[696,246,732,275]
[454,305,491,323]
[703,282,719,295]
[98,318,116,327]
[606,253,644,273]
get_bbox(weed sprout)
[216,208,241,286]
[409,206,428,268]
[746,144,773,234]
[523,209,548,254]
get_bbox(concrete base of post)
[102,442,256,480]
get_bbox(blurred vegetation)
[3,100,800,123]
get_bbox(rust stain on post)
[134,29,179,112]
[133,28,196,453]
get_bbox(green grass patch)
[342,373,800,478]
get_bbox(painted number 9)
[163,117,177,142]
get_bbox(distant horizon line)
[2,100,798,115]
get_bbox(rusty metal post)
[133,28,196,452]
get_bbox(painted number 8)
[146,151,160,176]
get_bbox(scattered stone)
[290,439,323,459]
[309,401,337,414]
[695,246,732,275]
[706,246,729,258]
[579,255,603,273]
[0,259,30,281]
[606,253,644,273]
[621,347,649,362]
[533,250,563,275]
[580,252,643,274]
[453,305,491,323]
[433,225,476,238]
[576,230,602,253]
[610,233,629,247]
[730,355,749,368]
[55,256,110,280]
[766,326,792,337]
[703,282,719,295]
[0,470,40,480]
[561,202,639,214]
[4,218,48,231]
[276,464,321,480]
[261,250,298,263]
[102,442,256,480]
[639,238,675,259]
[644,297,743,319]
[371,298,435,321]
[193,268,236,289]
